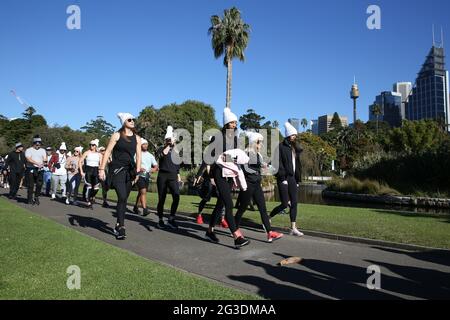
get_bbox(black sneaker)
[167,218,178,230]
[234,236,250,248]
[34,198,40,206]
[116,227,126,240]
[133,206,140,215]
[102,201,109,208]
[205,231,219,243]
[156,220,166,229]
[142,208,149,217]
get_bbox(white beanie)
[223,108,238,126]
[141,138,148,145]
[59,142,67,151]
[284,122,298,137]
[67,151,72,157]
[164,126,175,140]
[117,112,134,126]
[246,131,264,145]
[90,139,99,147]
[74,146,83,153]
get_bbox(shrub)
[326,177,400,196]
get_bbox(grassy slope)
[105,191,450,249]
[0,197,258,300]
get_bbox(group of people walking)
[2,108,304,248]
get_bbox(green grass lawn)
[104,190,450,249]
[0,197,258,300]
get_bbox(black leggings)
[112,169,133,227]
[156,172,180,219]
[270,176,298,223]
[210,166,237,233]
[27,168,43,202]
[84,166,100,200]
[8,171,23,198]
[235,181,271,232]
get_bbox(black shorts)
[136,176,150,190]
[85,166,100,188]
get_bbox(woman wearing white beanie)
[155,126,182,229]
[195,107,250,248]
[79,139,102,209]
[269,121,304,237]
[235,131,284,243]
[65,146,83,205]
[99,112,142,240]
[48,142,68,201]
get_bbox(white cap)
[284,122,298,137]
[90,139,99,147]
[74,146,83,153]
[141,138,148,145]
[59,142,67,151]
[117,112,134,126]
[165,126,175,141]
[246,131,264,145]
[98,146,106,151]
[223,108,238,126]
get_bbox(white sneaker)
[51,194,56,199]
[290,228,304,237]
[65,198,70,205]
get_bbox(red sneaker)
[220,218,229,229]
[196,214,204,225]
[267,231,283,243]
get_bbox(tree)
[370,103,382,134]
[81,116,116,147]
[329,112,343,130]
[386,120,446,155]
[22,106,36,121]
[239,109,266,130]
[209,7,250,109]
[301,118,308,131]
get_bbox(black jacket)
[243,151,263,184]
[5,151,26,173]
[273,138,302,183]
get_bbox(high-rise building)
[406,45,450,130]
[369,91,403,127]
[393,82,412,119]
[288,118,300,132]
[317,114,349,135]
[311,120,319,135]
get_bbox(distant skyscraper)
[311,120,319,135]
[393,82,412,120]
[369,91,403,127]
[288,118,300,132]
[318,114,349,135]
[406,44,450,130]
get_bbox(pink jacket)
[216,149,250,191]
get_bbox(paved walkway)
[4,191,450,300]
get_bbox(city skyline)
[1,0,450,130]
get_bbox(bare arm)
[99,132,120,180]
[78,151,89,176]
[135,135,142,173]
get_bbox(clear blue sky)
[1,0,449,130]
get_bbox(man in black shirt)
[5,142,26,199]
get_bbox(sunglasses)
[90,144,96,146]
[127,118,135,123]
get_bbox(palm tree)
[301,118,308,131]
[22,106,36,121]
[209,7,250,109]
[371,103,382,134]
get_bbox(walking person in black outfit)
[24,135,48,205]
[5,142,26,199]
[155,126,182,230]
[269,122,304,237]
[99,113,142,240]
[234,132,284,243]
[195,108,250,248]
